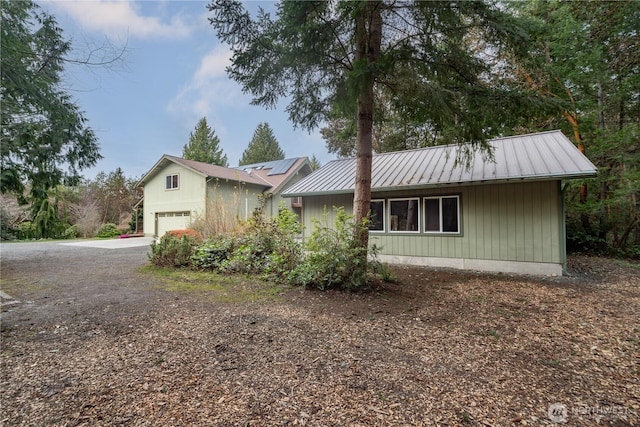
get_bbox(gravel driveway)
[0,238,156,328]
[1,241,638,426]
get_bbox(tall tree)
[309,155,321,171]
[209,0,532,280]
[182,117,228,166]
[0,1,101,203]
[88,168,140,225]
[239,122,285,165]
[511,0,640,252]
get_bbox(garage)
[155,211,191,237]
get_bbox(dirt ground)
[1,242,638,426]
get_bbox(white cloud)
[166,44,247,127]
[48,1,191,39]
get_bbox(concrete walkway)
[60,236,154,249]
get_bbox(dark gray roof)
[282,130,597,196]
[234,158,298,176]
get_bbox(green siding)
[300,181,563,264]
[206,179,266,221]
[143,164,206,236]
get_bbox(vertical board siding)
[301,181,562,264]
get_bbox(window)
[166,174,179,190]
[389,198,419,232]
[368,200,385,232]
[424,195,460,233]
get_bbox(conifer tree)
[182,117,228,166]
[239,122,285,166]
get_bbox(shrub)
[96,223,121,238]
[192,235,237,270]
[0,208,16,240]
[216,204,302,277]
[63,224,78,239]
[167,228,203,242]
[16,221,36,240]
[149,234,198,267]
[288,208,370,291]
[191,202,303,279]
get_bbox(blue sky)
[39,1,331,180]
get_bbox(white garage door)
[156,211,191,237]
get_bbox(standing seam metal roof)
[282,130,597,196]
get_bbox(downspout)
[561,181,569,275]
[205,177,215,220]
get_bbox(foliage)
[192,235,237,270]
[309,155,321,171]
[208,0,536,287]
[63,224,78,239]
[0,208,15,240]
[95,223,122,238]
[190,181,243,239]
[129,207,143,233]
[182,117,228,166]
[149,234,199,268]
[217,204,301,278]
[0,0,101,202]
[239,122,285,166]
[167,228,203,242]
[32,197,65,239]
[510,0,640,255]
[289,208,372,291]
[87,168,141,225]
[16,221,37,240]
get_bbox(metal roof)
[234,158,298,176]
[282,130,597,197]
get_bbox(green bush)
[63,224,78,239]
[0,209,16,240]
[288,208,370,291]
[16,221,36,240]
[149,234,198,267]
[96,223,121,238]
[191,203,302,279]
[192,235,237,270]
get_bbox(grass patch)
[0,278,46,295]
[138,265,286,303]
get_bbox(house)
[137,155,312,237]
[282,130,597,276]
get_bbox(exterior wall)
[206,179,267,222]
[143,164,206,237]
[298,181,564,275]
[268,168,312,218]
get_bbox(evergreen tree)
[309,155,321,171]
[239,122,285,165]
[1,0,102,204]
[182,117,228,166]
[511,0,640,253]
[209,0,533,285]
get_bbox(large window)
[389,198,420,232]
[369,200,385,232]
[165,174,179,190]
[424,195,460,233]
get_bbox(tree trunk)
[352,1,382,252]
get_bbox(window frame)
[388,197,421,233]
[165,174,179,190]
[423,195,461,234]
[368,199,385,233]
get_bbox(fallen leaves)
[1,256,639,426]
